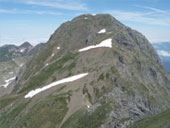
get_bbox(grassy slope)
[129,109,170,128]
[14,52,76,93]
[0,93,69,128]
[61,99,112,128]
[0,96,18,109]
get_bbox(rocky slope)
[0,14,170,128]
[0,42,44,96]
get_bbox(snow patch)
[78,38,112,52]
[98,29,106,34]
[57,47,60,50]
[84,17,88,20]
[51,53,55,57]
[45,63,49,66]
[25,73,88,98]
[0,77,16,88]
[92,14,96,16]
[5,77,16,83]
[19,64,24,67]
[20,48,26,53]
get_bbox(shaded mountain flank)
[1,14,170,128]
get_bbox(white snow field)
[0,77,16,88]
[98,29,106,34]
[78,38,112,52]
[25,73,88,98]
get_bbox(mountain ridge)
[0,42,45,96]
[0,41,32,62]
[1,14,170,128]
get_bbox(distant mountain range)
[152,42,170,73]
[0,42,45,93]
[0,42,45,62]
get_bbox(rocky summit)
[0,42,32,62]
[1,14,170,128]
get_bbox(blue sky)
[0,0,170,46]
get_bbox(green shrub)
[129,109,170,128]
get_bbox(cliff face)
[1,14,170,128]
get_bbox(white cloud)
[0,0,88,11]
[104,7,170,43]
[136,5,170,15]
[158,50,170,57]
[0,9,62,15]
[26,1,87,11]
[135,27,170,43]
[105,10,170,26]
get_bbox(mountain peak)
[19,41,32,48]
[1,14,170,128]
[0,41,33,62]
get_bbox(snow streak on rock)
[78,38,112,52]
[0,77,16,88]
[25,73,88,98]
[98,29,106,34]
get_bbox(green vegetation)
[111,66,118,74]
[17,95,68,128]
[94,33,114,46]
[119,117,131,124]
[0,93,69,128]
[93,87,101,98]
[61,108,86,128]
[52,76,57,82]
[18,53,76,93]
[82,85,88,94]
[97,73,105,81]
[57,85,66,92]
[83,85,92,103]
[139,83,149,92]
[22,44,53,81]
[0,96,17,109]
[106,73,110,79]
[61,101,112,128]
[129,109,170,128]
[0,101,30,128]
[147,95,156,103]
